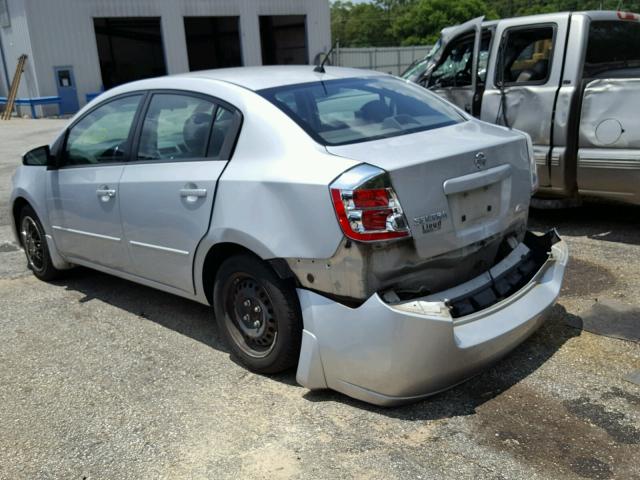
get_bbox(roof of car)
[175,65,386,91]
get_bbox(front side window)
[64,94,142,166]
[137,94,216,161]
[259,76,464,146]
[428,32,492,88]
[584,20,640,78]
[429,36,475,88]
[499,27,554,85]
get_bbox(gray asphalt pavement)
[0,119,638,479]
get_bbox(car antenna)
[314,43,337,73]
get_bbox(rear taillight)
[330,164,411,242]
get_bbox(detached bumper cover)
[295,232,569,406]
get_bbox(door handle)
[180,188,207,199]
[96,186,116,202]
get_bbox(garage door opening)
[184,16,242,71]
[259,15,308,65]
[94,17,166,89]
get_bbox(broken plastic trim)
[443,230,560,318]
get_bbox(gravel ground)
[0,120,638,480]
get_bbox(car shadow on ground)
[56,267,582,418]
[56,266,230,353]
[528,200,640,245]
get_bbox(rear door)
[481,14,570,188]
[118,91,241,293]
[576,16,640,204]
[47,93,144,269]
[426,17,484,115]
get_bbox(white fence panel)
[331,46,432,76]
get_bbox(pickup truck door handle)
[180,187,207,200]
[96,186,116,201]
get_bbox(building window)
[93,17,166,89]
[184,16,242,71]
[259,15,308,65]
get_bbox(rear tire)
[213,254,302,374]
[19,205,63,281]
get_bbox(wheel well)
[201,243,298,305]
[12,197,30,246]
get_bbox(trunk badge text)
[474,152,487,169]
[413,211,448,234]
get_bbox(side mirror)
[22,145,55,168]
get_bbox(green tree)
[331,1,396,46]
[490,0,640,17]
[330,0,640,48]
[392,0,497,45]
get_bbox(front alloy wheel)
[18,205,62,281]
[21,215,45,274]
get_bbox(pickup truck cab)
[404,11,640,205]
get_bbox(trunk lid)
[326,120,532,260]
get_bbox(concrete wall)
[1,0,331,116]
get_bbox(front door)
[119,91,241,293]
[480,17,569,188]
[47,93,144,269]
[54,66,80,115]
[426,17,484,115]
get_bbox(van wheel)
[213,254,302,374]
[19,205,62,281]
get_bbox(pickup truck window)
[584,21,640,78]
[259,76,464,146]
[428,33,491,89]
[499,27,554,85]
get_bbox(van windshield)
[584,20,640,77]
[259,76,464,146]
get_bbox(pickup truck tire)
[213,254,302,374]
[19,205,63,282]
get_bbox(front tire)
[19,205,62,281]
[213,254,302,374]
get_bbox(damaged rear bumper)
[295,231,569,406]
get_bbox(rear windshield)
[584,20,640,77]
[258,76,464,146]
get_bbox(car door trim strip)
[129,240,189,256]
[51,225,121,242]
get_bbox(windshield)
[401,38,443,81]
[259,76,464,146]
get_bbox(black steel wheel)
[213,254,302,373]
[19,205,62,281]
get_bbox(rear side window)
[584,20,640,78]
[498,27,554,85]
[208,106,235,160]
[138,93,216,161]
[259,76,464,146]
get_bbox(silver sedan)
[10,66,568,406]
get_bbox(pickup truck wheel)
[213,254,302,374]
[19,205,62,281]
